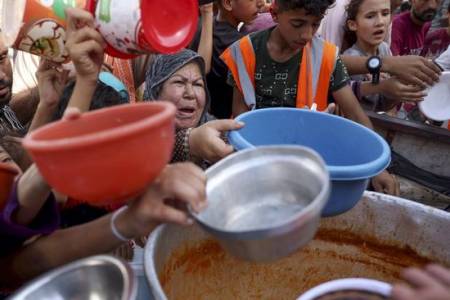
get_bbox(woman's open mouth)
[177,107,196,119]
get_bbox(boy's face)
[230,0,266,24]
[272,8,323,50]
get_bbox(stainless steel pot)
[145,192,450,300]
[9,255,136,300]
[190,145,330,262]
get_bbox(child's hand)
[199,2,214,15]
[65,8,105,84]
[380,77,426,104]
[371,170,399,196]
[36,59,69,108]
[189,120,244,163]
[392,264,450,300]
[120,163,207,237]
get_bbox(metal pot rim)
[190,145,330,239]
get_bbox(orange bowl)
[22,102,176,206]
[0,162,19,210]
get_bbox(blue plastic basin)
[228,108,391,216]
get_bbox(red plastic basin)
[23,102,176,206]
[0,162,19,210]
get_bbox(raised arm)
[0,162,207,286]
[341,55,441,87]
[64,8,105,113]
[197,3,214,74]
[29,60,69,131]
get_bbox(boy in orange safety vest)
[221,0,398,195]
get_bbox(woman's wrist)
[185,127,194,159]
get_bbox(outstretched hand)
[189,119,245,163]
[36,59,69,108]
[65,7,105,83]
[384,55,441,88]
[380,77,427,105]
[371,170,400,196]
[392,264,450,300]
[120,163,207,237]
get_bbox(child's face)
[231,0,266,24]
[348,0,391,48]
[0,145,21,173]
[273,8,323,50]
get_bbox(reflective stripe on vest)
[221,35,338,111]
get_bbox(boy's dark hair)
[53,79,129,121]
[342,0,366,52]
[276,0,335,17]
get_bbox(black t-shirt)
[208,20,244,118]
[190,18,244,118]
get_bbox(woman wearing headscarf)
[144,49,243,164]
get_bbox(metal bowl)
[191,145,330,262]
[9,255,136,300]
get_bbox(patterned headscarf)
[144,49,211,126]
[0,105,25,136]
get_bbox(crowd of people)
[0,0,449,299]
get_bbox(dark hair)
[276,0,335,17]
[448,1,450,12]
[400,1,411,12]
[343,0,365,52]
[53,79,129,121]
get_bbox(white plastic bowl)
[297,278,392,300]
[419,71,450,121]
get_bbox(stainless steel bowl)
[191,145,330,262]
[9,255,136,300]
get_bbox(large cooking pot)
[144,192,450,300]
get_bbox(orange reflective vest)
[221,35,338,111]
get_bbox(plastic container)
[130,246,153,300]
[297,278,392,300]
[87,0,199,58]
[419,71,450,121]
[0,0,89,62]
[0,0,199,62]
[228,108,391,216]
[0,162,19,210]
[22,102,176,206]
